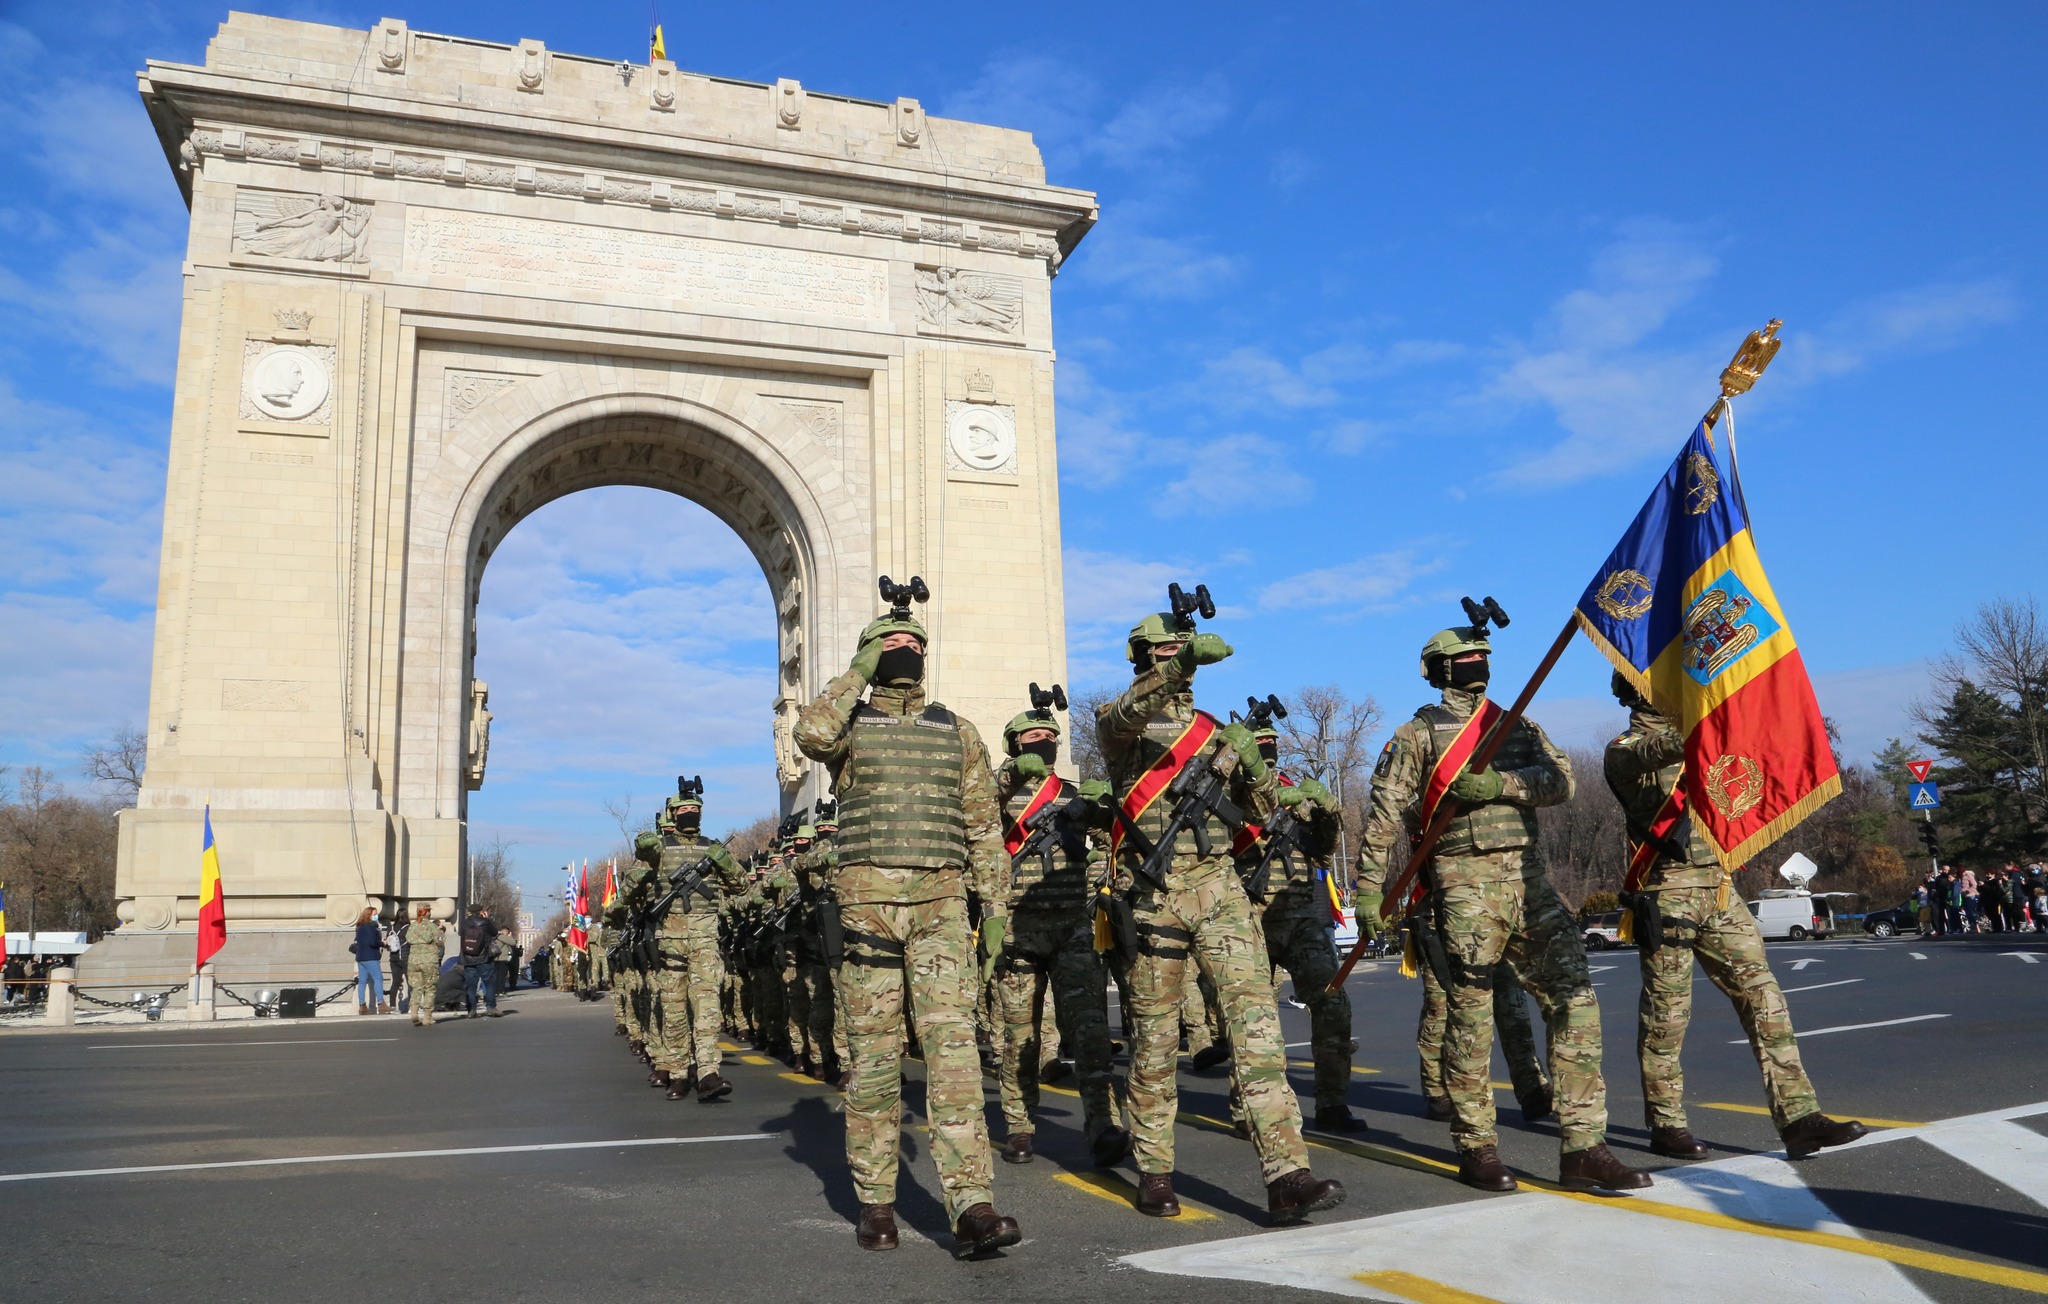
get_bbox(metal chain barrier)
[216,982,358,1010]
[75,983,186,1011]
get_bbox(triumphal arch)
[95,13,1093,979]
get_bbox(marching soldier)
[1605,672,1867,1159]
[781,823,821,1073]
[404,904,443,1026]
[1234,712,1367,1133]
[792,807,846,1084]
[992,695,1131,1169]
[1095,605,1345,1224]
[1359,621,1648,1193]
[794,582,1021,1259]
[1413,956,1552,1124]
[631,789,747,1102]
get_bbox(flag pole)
[1327,615,1579,992]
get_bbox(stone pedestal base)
[74,929,359,1005]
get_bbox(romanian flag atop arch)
[1573,416,1840,867]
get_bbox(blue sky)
[2,2,2039,902]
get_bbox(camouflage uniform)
[1607,707,1819,1131]
[1359,683,1607,1157]
[792,830,845,1074]
[1095,656,1311,1185]
[404,916,443,1025]
[630,821,746,1082]
[794,659,1007,1226]
[1180,963,1223,1058]
[749,857,794,1054]
[1415,958,1549,1106]
[993,759,1119,1148]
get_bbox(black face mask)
[1448,657,1490,690]
[1020,739,1058,767]
[875,646,924,686]
[1258,741,1279,764]
[673,815,700,836]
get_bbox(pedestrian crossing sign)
[1909,781,1941,809]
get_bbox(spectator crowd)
[1915,863,2048,937]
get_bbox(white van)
[1747,890,1835,941]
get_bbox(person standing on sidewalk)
[353,907,389,1014]
[406,905,444,1026]
[459,903,502,1017]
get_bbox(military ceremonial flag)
[601,858,618,911]
[196,806,228,968]
[1573,416,1839,867]
[568,863,589,952]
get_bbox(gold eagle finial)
[1719,318,1783,398]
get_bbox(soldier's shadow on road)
[760,1075,957,1250]
[1807,1184,2048,1271]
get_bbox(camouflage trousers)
[1127,866,1308,1183]
[1640,884,1818,1131]
[1438,863,1606,1153]
[781,949,812,1060]
[996,907,1118,1141]
[590,944,610,991]
[1418,958,1548,1101]
[1262,893,1355,1113]
[839,896,995,1222]
[650,931,726,1077]
[1180,960,1223,1055]
[750,959,786,1048]
[407,961,441,1021]
[790,954,838,1069]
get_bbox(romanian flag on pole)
[567,864,589,952]
[196,806,228,968]
[1573,416,1840,867]
[601,858,618,911]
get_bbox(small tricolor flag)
[197,806,228,969]
[650,23,666,62]
[568,863,590,952]
[1574,417,1840,866]
[0,882,8,965]
[601,858,618,911]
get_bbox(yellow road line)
[777,1072,817,1084]
[738,1054,774,1066]
[1054,1169,1216,1220]
[1353,1269,1504,1304]
[1289,1059,1382,1075]
[717,1041,741,1053]
[1693,1099,1924,1129]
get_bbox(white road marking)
[1999,951,2041,965]
[0,1133,776,1183]
[1790,958,1821,970]
[1589,965,1616,973]
[1780,979,1863,995]
[1910,952,1928,960]
[1915,1120,2048,1208]
[1731,1013,1947,1043]
[87,1038,401,1049]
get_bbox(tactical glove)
[1013,752,1049,781]
[1077,779,1113,803]
[1278,785,1310,809]
[1171,632,1233,674]
[980,915,1008,984]
[1355,890,1385,932]
[1219,722,1269,781]
[1295,777,1333,807]
[1447,767,1505,803]
[849,637,885,683]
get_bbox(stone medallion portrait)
[243,344,333,422]
[945,401,1017,475]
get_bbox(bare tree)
[1538,745,1629,909]
[83,724,147,803]
[0,767,121,939]
[723,813,781,862]
[468,834,522,922]
[1066,682,1122,783]
[1912,595,2048,836]
[1272,684,1382,875]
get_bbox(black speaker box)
[277,987,318,1018]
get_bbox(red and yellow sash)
[1622,784,1688,894]
[1004,773,1067,857]
[1230,772,1294,857]
[1393,699,1503,907]
[1108,711,1219,860]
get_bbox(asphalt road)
[3,931,2043,1303]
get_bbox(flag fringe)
[1703,772,1844,869]
[1571,609,1652,701]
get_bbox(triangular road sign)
[1907,760,1933,782]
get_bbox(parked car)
[1747,891,1835,941]
[1860,898,1923,938]
[1581,910,1625,951]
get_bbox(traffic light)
[1917,821,1940,858]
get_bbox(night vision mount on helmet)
[859,574,931,646]
[1126,581,1216,665]
[1004,681,1068,753]
[1420,596,1512,683]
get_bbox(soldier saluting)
[1095,585,1345,1224]
[1605,672,1866,1160]
[1358,612,1650,1194]
[794,577,1021,1260]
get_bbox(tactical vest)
[1113,710,1237,868]
[1414,704,1542,857]
[657,834,723,932]
[835,702,970,870]
[1613,734,1723,889]
[1004,781,1092,912]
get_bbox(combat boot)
[1266,1169,1346,1225]
[1039,1057,1073,1085]
[855,1204,898,1252]
[1559,1143,1653,1192]
[1000,1133,1034,1165]
[410,1011,422,1027]
[1135,1173,1180,1217]
[615,1023,627,1036]
[629,1039,645,1059]
[1518,1086,1555,1123]
[665,1071,696,1101]
[1091,1126,1133,1169]
[1313,1105,1369,1134]
[1650,1126,1710,1159]
[795,1054,815,1078]
[1425,1094,1454,1122]
[951,1204,1021,1259]
[1189,1043,1231,1072]
[649,1068,671,1089]
[1782,1112,1869,1158]
[1457,1144,1517,1192]
[696,1071,732,1102]
[421,1011,435,1026]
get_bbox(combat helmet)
[1003,682,1067,756]
[1126,613,1189,666]
[860,574,930,647]
[1418,625,1491,683]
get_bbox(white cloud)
[1786,279,2020,382]
[1157,434,1310,513]
[938,57,1229,175]
[1073,228,1237,300]
[1258,547,1448,615]
[0,594,152,761]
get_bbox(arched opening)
[464,486,782,898]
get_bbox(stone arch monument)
[93,13,1094,981]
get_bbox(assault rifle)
[1242,801,1307,905]
[625,855,720,969]
[1132,741,1249,892]
[1009,792,1096,877]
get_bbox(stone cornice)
[140,64,1099,266]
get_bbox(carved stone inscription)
[403,207,890,323]
[222,679,309,711]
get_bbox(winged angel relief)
[233,192,371,263]
[914,266,1022,336]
